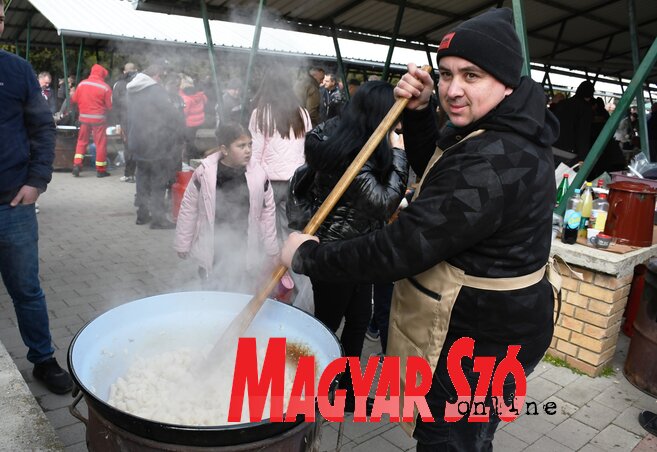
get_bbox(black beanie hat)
[436,8,523,88]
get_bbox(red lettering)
[317,357,348,422]
[284,356,316,422]
[228,338,286,423]
[468,356,496,422]
[444,337,474,422]
[402,356,434,422]
[348,356,379,422]
[368,356,400,422]
[490,345,526,422]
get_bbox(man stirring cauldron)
[282,8,560,450]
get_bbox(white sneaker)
[35,203,40,214]
[119,176,130,182]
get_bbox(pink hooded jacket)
[173,151,279,273]
[248,107,312,181]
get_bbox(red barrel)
[172,171,193,221]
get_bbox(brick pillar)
[549,264,633,376]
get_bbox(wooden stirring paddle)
[205,66,432,364]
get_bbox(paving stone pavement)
[1,170,657,451]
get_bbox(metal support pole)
[629,0,649,158]
[241,0,266,123]
[75,39,85,84]
[60,35,70,113]
[382,0,406,81]
[556,38,657,216]
[14,39,19,56]
[331,24,349,101]
[511,0,531,77]
[200,0,222,126]
[25,14,31,62]
[618,76,625,94]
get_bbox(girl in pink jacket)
[174,123,280,293]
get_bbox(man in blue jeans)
[0,2,73,394]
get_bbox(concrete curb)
[0,340,63,451]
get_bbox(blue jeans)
[0,203,54,364]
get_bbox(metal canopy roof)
[133,0,657,86]
[1,0,428,69]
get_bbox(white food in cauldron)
[108,346,300,426]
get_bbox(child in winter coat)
[174,122,281,294]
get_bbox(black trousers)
[414,327,553,451]
[135,159,171,223]
[311,279,372,402]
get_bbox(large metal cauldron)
[68,291,342,449]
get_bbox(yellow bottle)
[578,182,593,238]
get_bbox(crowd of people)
[4,1,657,449]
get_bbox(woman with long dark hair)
[249,70,312,241]
[249,68,313,310]
[302,80,409,411]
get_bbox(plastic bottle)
[556,174,570,205]
[590,193,609,231]
[562,189,582,244]
[578,182,593,238]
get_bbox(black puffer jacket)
[305,118,409,242]
[293,76,560,345]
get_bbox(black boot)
[72,165,81,177]
[33,358,73,394]
[136,207,151,225]
[639,411,657,436]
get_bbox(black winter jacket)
[293,76,560,345]
[552,95,593,161]
[305,118,409,242]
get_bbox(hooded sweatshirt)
[293,76,560,346]
[126,73,183,161]
[72,64,112,124]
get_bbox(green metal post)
[3,0,13,12]
[331,24,349,101]
[629,0,649,158]
[75,39,85,84]
[555,38,657,216]
[200,0,222,125]
[382,0,406,82]
[241,0,266,123]
[511,0,531,77]
[25,14,31,62]
[60,35,70,113]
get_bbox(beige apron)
[387,130,562,436]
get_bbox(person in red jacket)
[178,75,207,161]
[71,64,113,177]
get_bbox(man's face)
[438,56,512,128]
[323,76,336,90]
[0,8,5,36]
[39,76,51,89]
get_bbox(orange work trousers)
[73,123,108,172]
